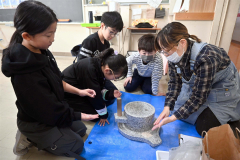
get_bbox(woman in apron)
[152,22,240,135]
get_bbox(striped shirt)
[165,41,231,120]
[126,52,163,95]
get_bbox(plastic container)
[80,23,101,27]
[88,11,93,23]
[94,16,102,23]
[156,151,169,160]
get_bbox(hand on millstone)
[152,106,177,130]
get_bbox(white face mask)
[166,44,184,63]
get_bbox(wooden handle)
[117,98,122,116]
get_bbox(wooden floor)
[228,40,240,71]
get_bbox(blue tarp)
[80,92,201,160]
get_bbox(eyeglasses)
[108,68,121,81]
[106,27,118,36]
[160,39,182,56]
[160,45,174,56]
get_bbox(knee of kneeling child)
[72,138,84,154]
[141,87,152,94]
[124,85,135,92]
[78,126,87,137]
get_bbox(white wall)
[127,4,213,51]
[49,24,88,53]
[0,23,89,53]
[0,3,214,54]
[232,8,240,42]
[175,21,213,43]
[0,24,15,49]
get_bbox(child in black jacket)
[78,11,123,59]
[63,48,128,126]
[1,1,97,159]
[73,11,124,105]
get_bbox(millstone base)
[117,122,162,147]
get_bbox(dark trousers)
[104,79,117,106]
[124,69,152,94]
[195,107,240,137]
[77,55,118,105]
[17,119,87,160]
[66,95,115,117]
[65,80,117,118]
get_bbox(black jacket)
[79,32,110,58]
[1,43,81,127]
[62,58,113,119]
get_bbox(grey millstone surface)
[114,112,127,123]
[114,101,162,147]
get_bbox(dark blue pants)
[124,69,152,94]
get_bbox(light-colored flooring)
[0,55,150,160]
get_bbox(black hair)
[155,22,201,51]
[138,34,156,52]
[95,48,127,80]
[101,11,123,32]
[2,0,58,61]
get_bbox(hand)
[124,77,132,87]
[98,119,110,126]
[78,89,96,98]
[155,92,166,96]
[152,115,177,130]
[114,90,122,98]
[152,106,171,130]
[81,113,99,121]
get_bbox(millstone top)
[125,101,155,118]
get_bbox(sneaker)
[13,129,32,156]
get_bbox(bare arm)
[62,80,96,97]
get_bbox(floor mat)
[80,92,201,160]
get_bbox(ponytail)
[95,48,128,80]
[2,30,23,60]
[96,48,115,65]
[189,34,201,43]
